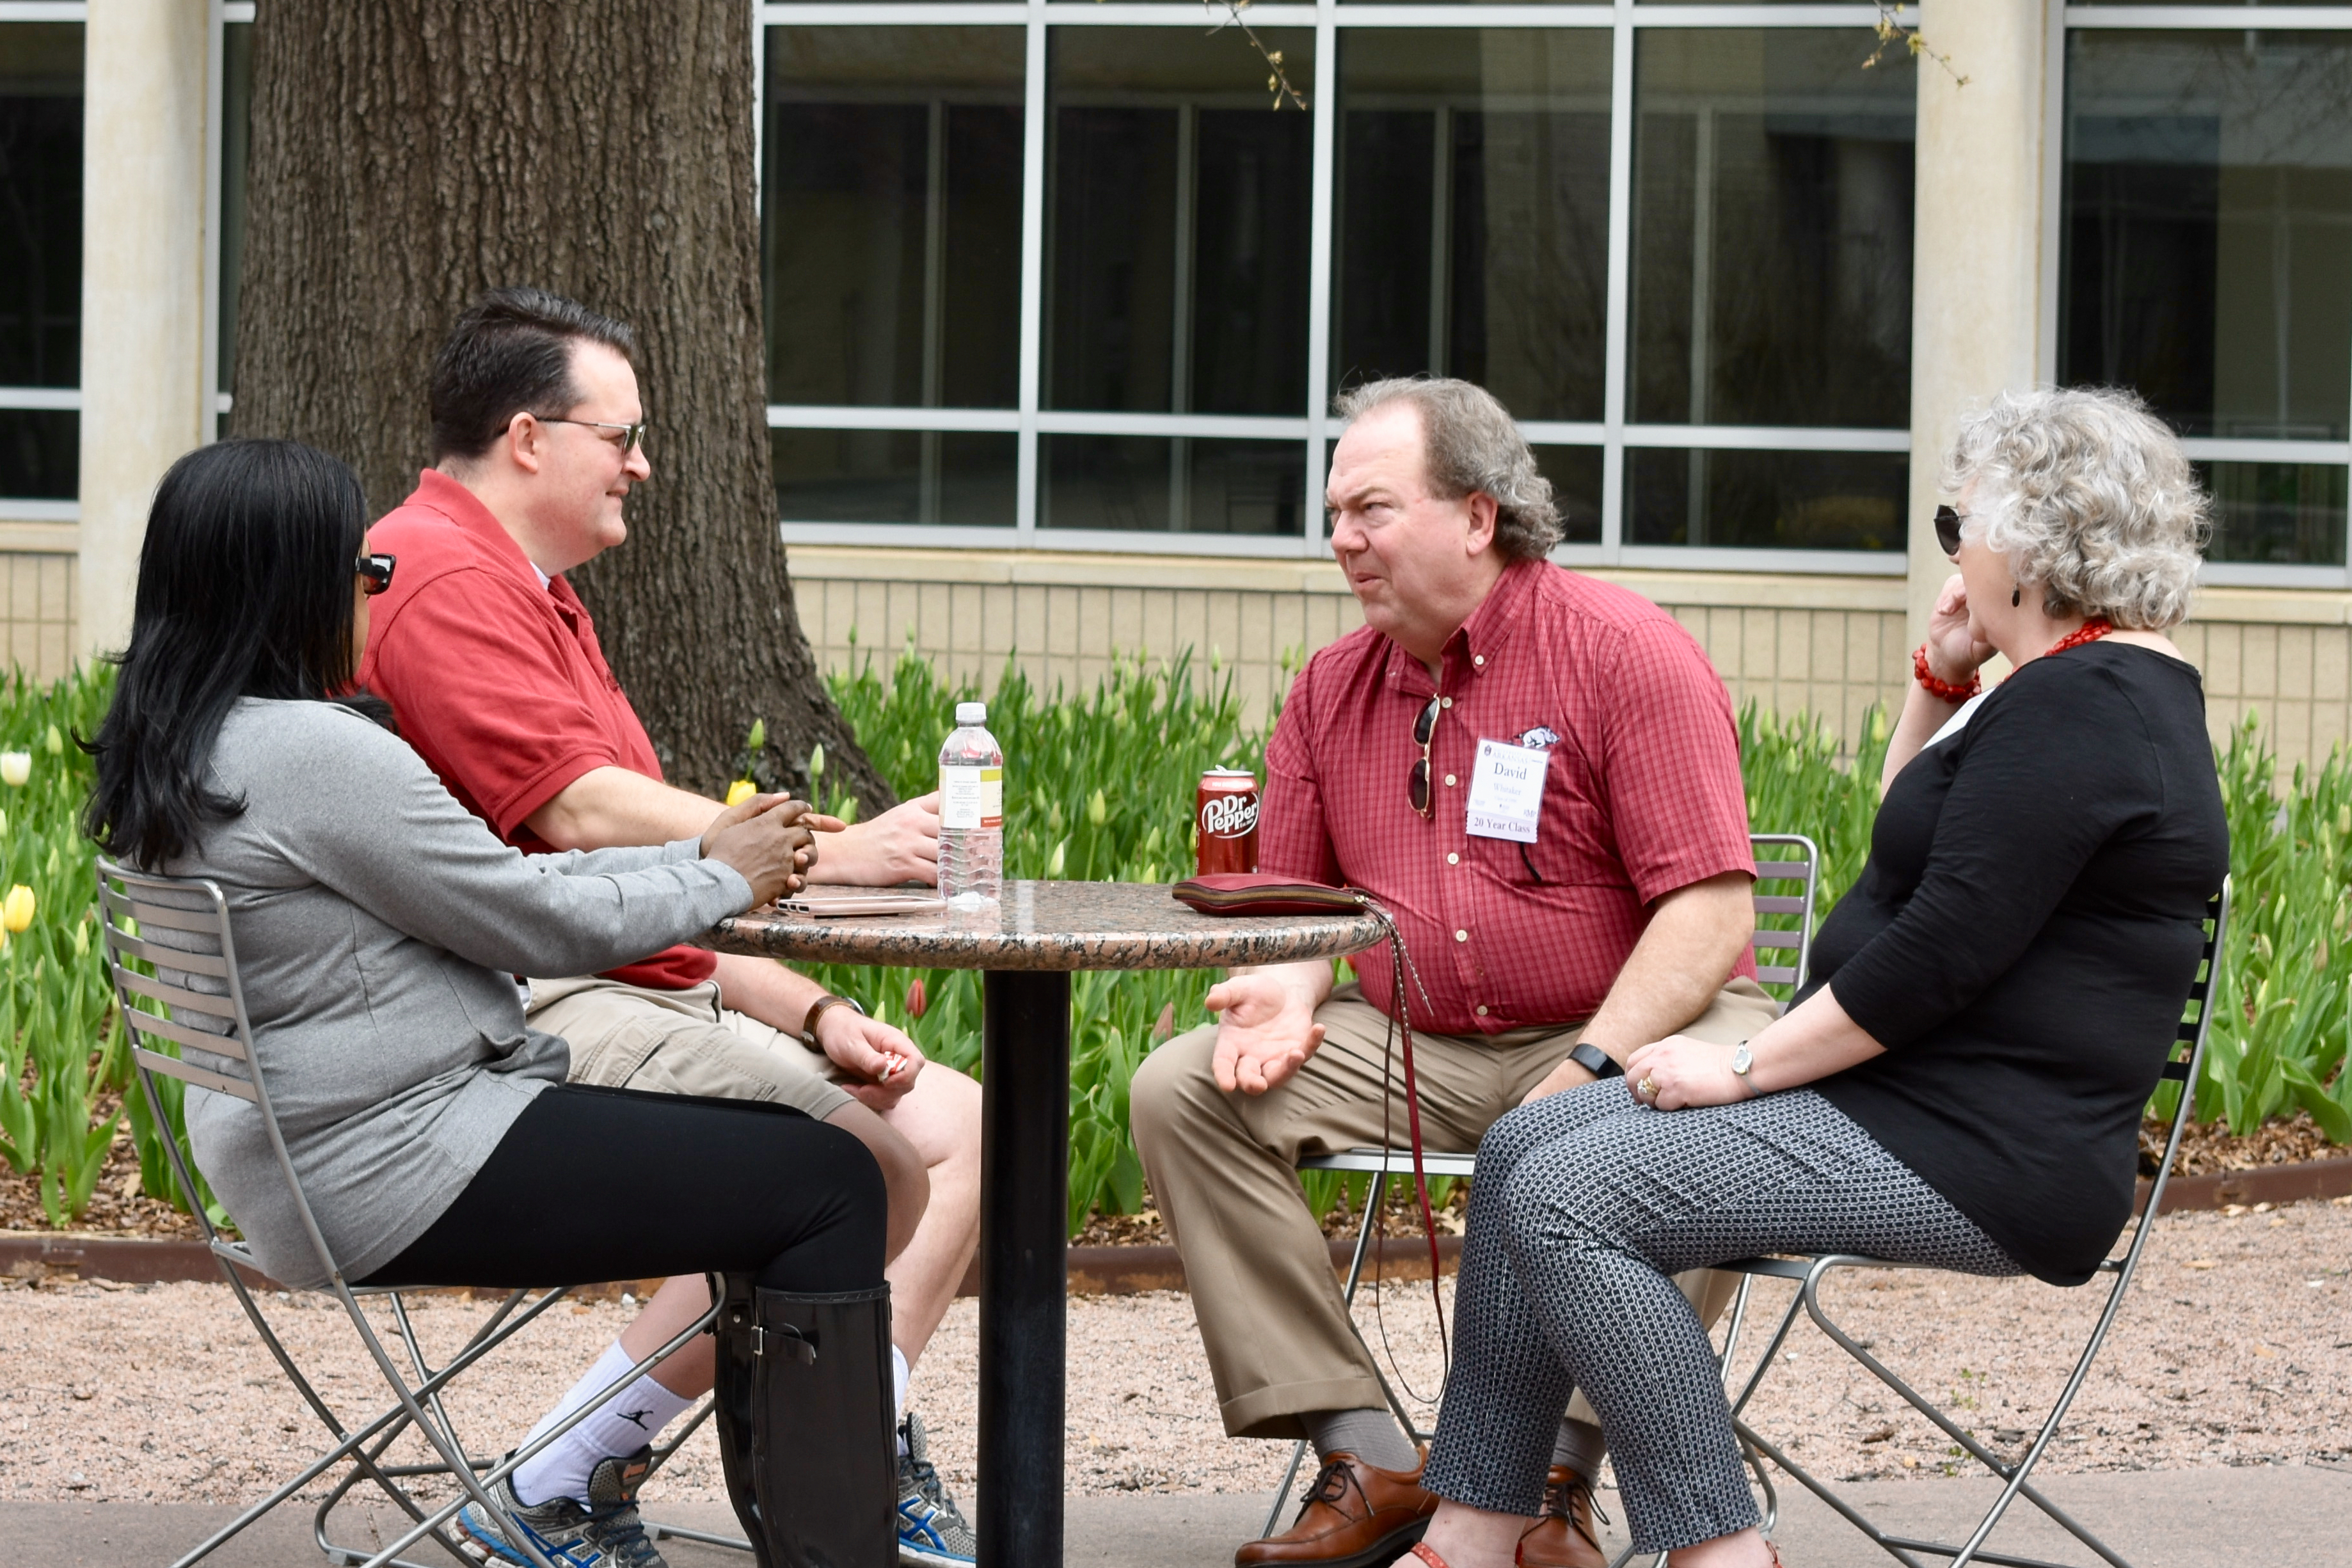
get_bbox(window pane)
[1631,31,1915,428]
[772,429,1017,526]
[764,29,1024,409]
[2063,31,2352,441]
[2197,459,2348,567]
[1334,32,1611,422]
[0,409,75,500]
[1531,444,1603,544]
[1047,31,1315,416]
[1626,448,1907,551]
[0,24,83,391]
[1042,434,1304,535]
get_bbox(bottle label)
[940,764,1004,830]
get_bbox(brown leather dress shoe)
[1513,1466,1610,1568]
[1236,1450,1440,1568]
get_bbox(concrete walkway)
[10,1464,2349,1567]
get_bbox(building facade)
[5,1,2350,760]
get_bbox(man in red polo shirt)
[360,289,981,1568]
[1130,379,1777,1568]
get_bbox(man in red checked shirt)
[359,289,981,1568]
[1131,378,1777,1568]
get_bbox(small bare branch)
[1863,4,1968,86]
[1199,0,1310,111]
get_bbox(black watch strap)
[1566,1041,1623,1079]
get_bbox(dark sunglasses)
[1934,505,1966,558]
[1407,695,1440,818]
[355,553,397,596]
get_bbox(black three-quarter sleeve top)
[1796,642,2229,1286]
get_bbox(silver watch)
[1729,1042,1757,1094]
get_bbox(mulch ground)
[1,1111,2341,1251]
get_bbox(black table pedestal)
[975,969,1070,1568]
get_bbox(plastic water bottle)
[937,701,1004,907]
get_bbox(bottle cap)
[955,701,987,725]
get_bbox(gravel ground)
[1,1199,2344,1512]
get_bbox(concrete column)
[77,1,210,661]
[1905,0,2054,642]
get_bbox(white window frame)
[2053,5,2352,590]
[758,0,1916,569]
[0,0,90,519]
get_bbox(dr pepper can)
[1195,768,1261,875]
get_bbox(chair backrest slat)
[134,1044,258,1102]
[101,885,226,937]
[1746,834,1822,1001]
[118,997,251,1060]
[111,961,239,1020]
[106,926,232,978]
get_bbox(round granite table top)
[699,880,1388,972]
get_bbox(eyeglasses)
[1934,504,1966,558]
[1407,695,1440,818]
[537,416,648,454]
[354,553,396,596]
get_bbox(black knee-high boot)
[711,1273,898,1568]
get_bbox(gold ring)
[1636,1075,1657,1104]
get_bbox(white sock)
[512,1340,695,1507]
[893,1345,910,1456]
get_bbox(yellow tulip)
[0,751,28,787]
[3,885,34,934]
[724,779,757,807]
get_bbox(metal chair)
[1262,834,1824,1533]
[99,857,723,1568]
[1714,880,2232,1568]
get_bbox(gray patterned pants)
[1424,1081,2019,1553]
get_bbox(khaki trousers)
[526,974,857,1123]
[1128,979,1781,1439]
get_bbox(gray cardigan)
[163,699,753,1287]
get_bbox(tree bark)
[230,1,893,811]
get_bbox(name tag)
[1465,738,1548,843]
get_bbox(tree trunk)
[229,1,894,811]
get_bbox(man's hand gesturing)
[1208,970,1328,1095]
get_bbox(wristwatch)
[1566,1041,1623,1080]
[1730,1042,1758,1096]
[801,993,867,1047]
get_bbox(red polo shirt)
[358,470,716,991]
[1260,558,1754,1034]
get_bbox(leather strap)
[1566,1040,1623,1080]
[800,993,864,1046]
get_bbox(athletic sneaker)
[896,1411,978,1567]
[457,1446,667,1568]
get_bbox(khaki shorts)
[526,974,856,1123]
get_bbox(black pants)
[362,1083,886,1293]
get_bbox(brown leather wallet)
[1170,873,1366,916]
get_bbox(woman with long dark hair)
[87,438,905,1568]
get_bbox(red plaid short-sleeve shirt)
[1260,558,1754,1034]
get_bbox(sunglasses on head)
[1934,505,1965,558]
[1407,695,1440,818]
[355,553,397,596]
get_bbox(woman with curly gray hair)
[1410,384,2228,1568]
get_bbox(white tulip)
[0,752,29,787]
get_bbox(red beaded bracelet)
[1912,644,1982,704]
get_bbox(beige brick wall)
[787,547,1916,748]
[0,551,79,683]
[794,568,1365,724]
[2173,610,2352,770]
